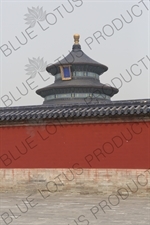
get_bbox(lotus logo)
[25,57,47,78]
[24,6,47,28]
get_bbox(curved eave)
[46,48,108,75]
[46,63,108,76]
[36,84,119,98]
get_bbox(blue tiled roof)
[0,99,150,122]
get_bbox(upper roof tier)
[46,34,108,75]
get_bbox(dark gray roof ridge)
[0,99,150,122]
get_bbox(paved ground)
[0,192,150,225]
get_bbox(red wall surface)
[0,121,150,169]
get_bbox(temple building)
[0,34,150,195]
[36,34,118,105]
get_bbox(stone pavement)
[0,192,149,225]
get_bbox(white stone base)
[0,169,150,196]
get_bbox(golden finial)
[73,34,80,45]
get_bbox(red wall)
[0,121,150,169]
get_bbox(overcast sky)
[0,0,149,107]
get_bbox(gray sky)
[0,0,149,107]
